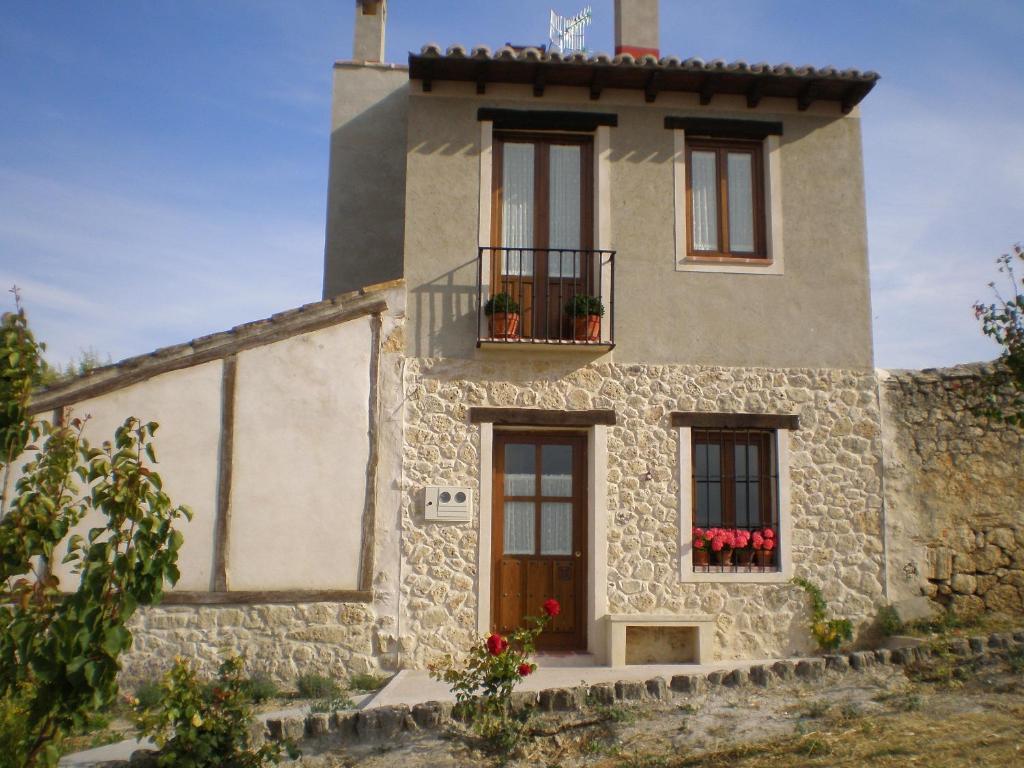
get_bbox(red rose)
[518,663,534,676]
[543,598,561,617]
[486,633,508,656]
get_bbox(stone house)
[28,0,1022,682]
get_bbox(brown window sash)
[691,429,776,530]
[685,138,767,261]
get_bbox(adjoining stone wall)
[880,364,1024,617]
[400,357,886,666]
[121,602,386,686]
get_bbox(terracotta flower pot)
[755,550,774,568]
[693,547,709,567]
[489,312,520,340]
[573,314,602,342]
[716,548,733,567]
[736,547,756,567]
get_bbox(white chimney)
[353,0,387,63]
[614,0,659,59]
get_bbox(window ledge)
[478,339,614,353]
[682,568,790,584]
[676,257,783,276]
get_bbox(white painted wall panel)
[228,319,372,590]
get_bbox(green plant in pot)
[564,294,605,342]
[484,292,521,340]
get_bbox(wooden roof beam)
[699,76,716,106]
[644,71,662,103]
[533,67,546,97]
[475,62,488,94]
[797,81,821,111]
[745,80,763,109]
[589,69,606,101]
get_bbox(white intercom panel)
[424,486,473,522]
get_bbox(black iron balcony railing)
[477,247,615,346]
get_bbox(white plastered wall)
[229,319,372,590]
[49,361,224,592]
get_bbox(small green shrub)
[134,680,164,711]
[877,605,903,637]
[295,673,341,700]
[564,294,605,318]
[133,655,293,767]
[483,292,520,316]
[309,694,354,714]
[348,673,388,692]
[794,577,853,652]
[242,674,280,704]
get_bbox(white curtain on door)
[548,144,581,278]
[504,501,535,555]
[502,143,535,276]
[540,502,572,555]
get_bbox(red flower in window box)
[543,598,561,617]
[486,633,508,656]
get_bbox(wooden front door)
[492,433,587,651]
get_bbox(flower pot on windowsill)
[489,312,520,340]
[736,547,756,567]
[693,547,709,567]
[715,548,733,567]
[484,292,521,340]
[573,314,602,342]
[755,550,774,568]
[564,295,605,343]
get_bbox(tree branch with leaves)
[973,243,1024,425]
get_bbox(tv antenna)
[549,6,592,54]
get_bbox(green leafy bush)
[133,656,291,767]
[793,577,853,652]
[973,243,1024,425]
[133,680,164,711]
[348,673,388,692]
[483,292,520,316]
[295,673,341,700]
[564,294,605,318]
[877,605,903,637]
[0,294,191,768]
[241,674,279,705]
[308,694,353,714]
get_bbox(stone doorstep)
[65,631,1024,766]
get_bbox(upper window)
[685,139,766,261]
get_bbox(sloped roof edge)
[30,279,402,414]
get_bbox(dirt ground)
[294,649,1024,768]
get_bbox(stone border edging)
[117,630,1024,765]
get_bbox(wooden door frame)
[491,431,588,651]
[490,133,595,341]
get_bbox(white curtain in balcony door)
[691,151,718,251]
[727,152,754,253]
[548,144,581,278]
[502,142,534,276]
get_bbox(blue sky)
[2,0,1021,369]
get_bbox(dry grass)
[659,704,1024,768]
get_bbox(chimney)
[614,0,659,59]
[353,0,387,63]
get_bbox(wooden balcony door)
[492,433,587,651]
[491,133,594,341]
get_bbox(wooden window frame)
[691,429,776,530]
[685,138,767,262]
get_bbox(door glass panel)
[504,501,535,555]
[504,444,535,496]
[694,440,721,527]
[501,143,534,276]
[690,151,718,251]
[727,152,754,253]
[548,144,581,278]
[541,444,573,496]
[540,502,572,555]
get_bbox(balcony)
[476,247,615,350]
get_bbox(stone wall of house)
[880,364,1024,617]
[120,601,390,686]
[399,358,887,666]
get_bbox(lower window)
[691,428,779,572]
